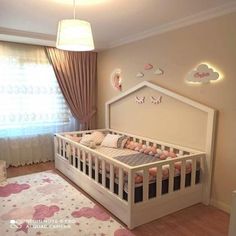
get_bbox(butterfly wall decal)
[150,96,162,104]
[135,96,145,104]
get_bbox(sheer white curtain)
[0,42,78,167]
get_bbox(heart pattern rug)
[0,171,134,236]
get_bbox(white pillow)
[80,134,93,147]
[91,131,105,145]
[101,134,121,148]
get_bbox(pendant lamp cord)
[73,0,76,19]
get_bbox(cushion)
[101,134,121,148]
[117,136,129,149]
[80,134,94,147]
[91,131,105,145]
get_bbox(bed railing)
[54,130,205,207]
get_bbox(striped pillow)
[117,136,129,149]
[80,135,93,147]
[91,131,105,145]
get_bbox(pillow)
[80,134,94,147]
[101,134,121,148]
[91,131,105,145]
[117,136,129,149]
[126,141,138,150]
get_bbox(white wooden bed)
[54,81,216,229]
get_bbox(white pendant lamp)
[56,0,94,51]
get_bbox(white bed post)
[127,170,135,229]
[202,110,217,205]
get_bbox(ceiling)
[0,0,236,50]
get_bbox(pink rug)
[0,171,134,236]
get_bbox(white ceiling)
[0,0,236,50]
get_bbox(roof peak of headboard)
[106,81,215,114]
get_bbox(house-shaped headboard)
[105,81,216,204]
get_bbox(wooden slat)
[118,168,123,199]
[191,158,196,186]
[82,150,86,174]
[68,144,72,164]
[168,163,174,193]
[63,140,66,158]
[95,157,98,182]
[109,164,114,193]
[128,171,134,205]
[88,153,92,178]
[77,149,81,169]
[143,169,149,201]
[72,147,76,167]
[102,160,106,187]
[54,137,58,155]
[181,159,186,190]
[58,138,62,156]
[156,166,162,197]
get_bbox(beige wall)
[109,86,208,151]
[97,13,236,210]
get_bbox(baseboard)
[210,198,230,213]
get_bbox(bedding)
[79,134,94,146]
[63,136,198,189]
[91,131,105,145]
[66,145,198,188]
[101,134,122,148]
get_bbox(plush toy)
[174,161,181,171]
[134,143,142,151]
[149,167,157,177]
[162,166,169,178]
[149,146,157,156]
[130,141,137,150]
[163,150,169,156]
[140,144,147,153]
[160,154,167,160]
[144,146,152,154]
[168,151,177,158]
[134,174,143,184]
[126,140,136,150]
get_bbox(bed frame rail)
[54,130,205,229]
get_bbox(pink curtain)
[45,47,97,130]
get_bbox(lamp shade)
[56,19,94,51]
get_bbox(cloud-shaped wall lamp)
[186,64,221,84]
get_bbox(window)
[0,42,73,137]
